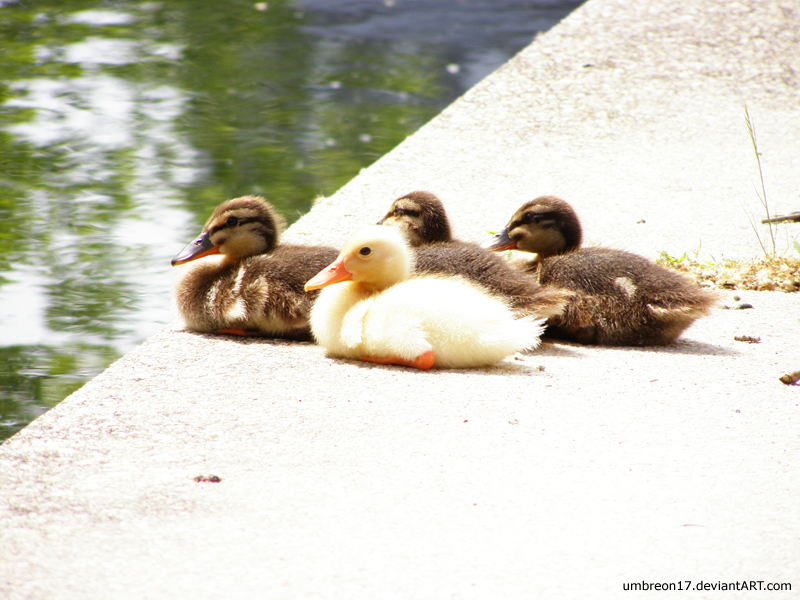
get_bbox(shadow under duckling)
[484,195,720,346]
[304,226,544,370]
[377,190,572,320]
[172,195,338,339]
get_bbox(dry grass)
[658,254,800,293]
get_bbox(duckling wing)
[360,302,433,364]
[238,245,338,334]
[413,241,571,319]
[364,277,544,368]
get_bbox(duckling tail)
[515,286,575,320]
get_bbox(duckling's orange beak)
[171,231,220,266]
[304,256,352,291]
[482,228,517,252]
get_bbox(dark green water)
[0,0,582,440]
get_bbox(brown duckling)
[377,191,572,320]
[171,195,338,339]
[484,195,720,345]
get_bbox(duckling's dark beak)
[305,256,352,291]
[482,228,517,252]
[171,231,220,266]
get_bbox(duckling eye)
[359,246,371,256]
[394,207,419,218]
[226,216,239,227]
[522,212,541,225]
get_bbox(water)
[0,0,583,441]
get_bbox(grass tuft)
[657,254,799,293]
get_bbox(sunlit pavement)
[1,0,799,597]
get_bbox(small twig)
[779,370,800,386]
[761,212,800,224]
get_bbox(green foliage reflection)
[0,0,578,441]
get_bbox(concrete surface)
[2,0,799,598]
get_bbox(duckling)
[171,195,338,339]
[484,195,720,346]
[377,191,571,320]
[304,226,544,370]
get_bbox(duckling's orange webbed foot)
[360,351,435,371]
[217,328,250,336]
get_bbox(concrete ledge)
[289,0,800,261]
[2,0,799,597]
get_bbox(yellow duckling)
[304,226,544,370]
[377,190,572,320]
[485,196,720,346]
[172,195,338,339]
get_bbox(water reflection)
[0,0,582,440]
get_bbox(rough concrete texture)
[2,0,799,598]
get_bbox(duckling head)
[171,195,287,266]
[305,225,412,293]
[484,195,582,258]
[377,190,452,247]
